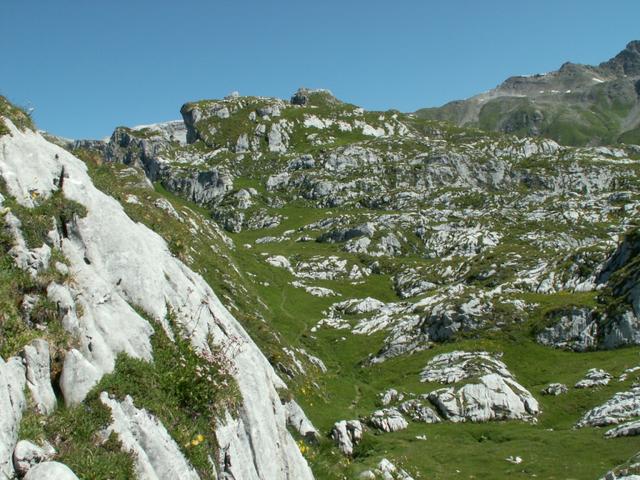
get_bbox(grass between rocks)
[19,312,238,480]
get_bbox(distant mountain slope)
[416,41,640,146]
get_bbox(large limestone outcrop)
[421,351,539,422]
[0,120,313,479]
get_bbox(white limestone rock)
[13,440,56,477]
[23,461,79,480]
[576,387,640,427]
[369,408,409,432]
[536,308,598,351]
[0,356,26,479]
[284,400,318,441]
[420,351,512,384]
[379,388,404,406]
[575,368,612,388]
[266,255,293,271]
[331,420,364,456]
[100,393,200,480]
[4,212,51,278]
[427,373,539,423]
[605,419,640,438]
[421,351,539,423]
[22,339,56,415]
[0,122,313,480]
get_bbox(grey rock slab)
[100,393,200,480]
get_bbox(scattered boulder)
[369,408,408,432]
[575,368,612,388]
[358,458,415,480]
[379,388,404,406]
[541,383,568,396]
[427,373,539,423]
[331,420,364,456]
[13,440,56,477]
[23,461,79,480]
[420,351,513,384]
[284,400,318,441]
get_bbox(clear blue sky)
[2,0,639,139]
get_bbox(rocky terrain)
[1,78,640,479]
[417,41,640,147]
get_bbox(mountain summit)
[416,40,640,146]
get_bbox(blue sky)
[2,0,639,139]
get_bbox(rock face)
[100,393,200,480]
[421,351,539,422]
[0,122,313,479]
[536,308,598,351]
[0,356,26,479]
[331,420,364,456]
[22,339,56,415]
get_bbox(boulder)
[369,408,408,432]
[427,373,539,423]
[23,461,79,480]
[331,420,363,456]
[284,400,318,441]
[13,440,56,477]
[541,383,568,396]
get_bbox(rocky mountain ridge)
[416,41,640,146]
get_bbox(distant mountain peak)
[600,39,640,76]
